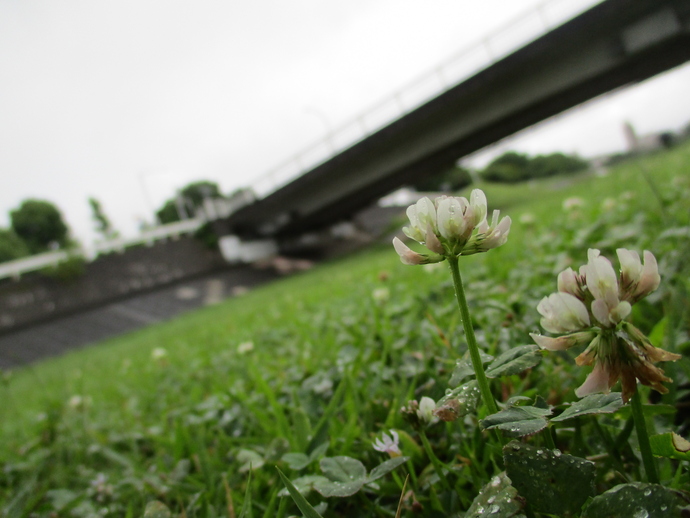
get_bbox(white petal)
[424,225,444,254]
[416,197,437,228]
[616,248,642,279]
[636,250,660,298]
[575,363,611,398]
[609,301,631,323]
[469,189,487,225]
[530,331,594,351]
[538,292,590,333]
[406,205,419,228]
[393,237,424,265]
[558,268,580,297]
[585,254,619,306]
[560,292,591,328]
[437,197,466,240]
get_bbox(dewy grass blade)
[276,468,324,518]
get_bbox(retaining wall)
[0,237,227,334]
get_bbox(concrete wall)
[0,236,227,333]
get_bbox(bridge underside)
[223,0,690,243]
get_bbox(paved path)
[0,266,279,369]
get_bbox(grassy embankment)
[1,141,689,516]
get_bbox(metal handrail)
[0,218,204,281]
[250,0,601,198]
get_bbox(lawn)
[1,141,689,517]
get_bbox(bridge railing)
[251,0,601,198]
[0,218,204,281]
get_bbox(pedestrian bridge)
[216,0,690,260]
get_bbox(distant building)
[623,122,674,153]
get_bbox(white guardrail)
[0,218,204,281]
[249,0,601,198]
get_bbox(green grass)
[1,142,689,516]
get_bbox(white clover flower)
[373,430,402,458]
[534,248,680,403]
[151,348,168,361]
[237,341,254,354]
[562,197,584,211]
[601,197,617,211]
[372,288,389,303]
[393,189,510,264]
[417,396,436,425]
[519,212,536,225]
[68,395,83,409]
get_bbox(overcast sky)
[2,0,689,246]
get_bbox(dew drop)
[632,508,649,518]
[553,450,562,457]
[643,488,652,497]
[489,504,500,514]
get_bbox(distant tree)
[411,166,472,192]
[10,199,69,253]
[529,153,588,179]
[480,151,531,183]
[156,200,181,225]
[88,197,118,240]
[156,181,224,224]
[480,151,588,183]
[0,228,30,263]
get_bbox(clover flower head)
[417,396,436,424]
[373,430,402,458]
[532,248,680,402]
[393,189,510,265]
[151,348,169,366]
[562,197,584,211]
[237,341,254,354]
[400,397,437,429]
[372,287,390,303]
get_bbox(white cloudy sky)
[1,0,689,246]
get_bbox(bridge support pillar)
[218,235,278,264]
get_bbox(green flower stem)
[447,257,499,416]
[630,385,659,484]
[419,430,452,492]
[542,426,556,450]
